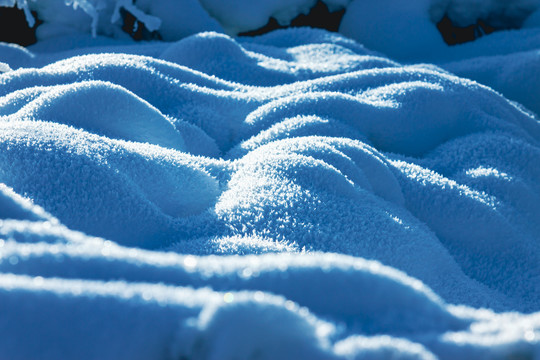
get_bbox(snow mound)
[15,80,188,151]
[0,28,539,359]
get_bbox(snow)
[433,0,540,28]
[134,0,223,41]
[0,0,540,359]
[7,0,540,44]
[340,0,446,61]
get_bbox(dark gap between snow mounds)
[239,1,345,36]
[121,8,162,41]
[436,14,498,45]
[0,6,40,46]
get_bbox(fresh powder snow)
[0,1,539,359]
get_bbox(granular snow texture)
[0,28,539,359]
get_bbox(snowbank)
[1,25,539,358]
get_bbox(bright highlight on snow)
[0,0,540,359]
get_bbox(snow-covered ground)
[0,1,540,359]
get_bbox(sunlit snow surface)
[0,28,540,359]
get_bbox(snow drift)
[0,3,540,359]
